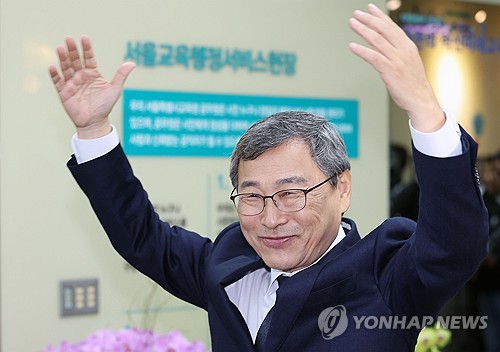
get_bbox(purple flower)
[40,328,209,352]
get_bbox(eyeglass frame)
[229,175,336,216]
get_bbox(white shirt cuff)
[409,109,462,158]
[71,125,120,164]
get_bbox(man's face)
[236,139,351,272]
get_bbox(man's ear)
[337,170,352,213]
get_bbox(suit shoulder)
[213,222,248,247]
[216,222,242,239]
[366,217,417,249]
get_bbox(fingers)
[348,4,415,72]
[348,42,384,70]
[66,36,83,72]
[349,10,394,62]
[49,35,97,84]
[49,64,64,93]
[111,62,136,89]
[358,4,406,49]
[81,35,97,69]
[56,43,75,82]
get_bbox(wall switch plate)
[60,278,98,317]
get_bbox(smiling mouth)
[260,236,295,248]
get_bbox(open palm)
[49,36,135,136]
[348,4,443,132]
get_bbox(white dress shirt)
[71,110,462,342]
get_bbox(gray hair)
[229,110,351,188]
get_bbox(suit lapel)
[209,250,265,350]
[265,267,319,351]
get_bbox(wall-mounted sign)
[398,13,500,54]
[123,89,358,158]
[124,41,297,76]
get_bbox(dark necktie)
[254,275,289,351]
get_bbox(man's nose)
[260,198,287,228]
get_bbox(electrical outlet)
[60,278,98,317]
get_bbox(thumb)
[111,61,136,89]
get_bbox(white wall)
[0,0,389,350]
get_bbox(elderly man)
[49,4,488,351]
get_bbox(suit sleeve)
[67,144,211,310]
[375,127,488,317]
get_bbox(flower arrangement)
[40,327,209,352]
[414,324,452,352]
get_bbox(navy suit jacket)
[68,128,488,351]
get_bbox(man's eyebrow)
[239,176,307,190]
[240,180,259,189]
[276,176,307,186]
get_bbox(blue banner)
[123,89,358,158]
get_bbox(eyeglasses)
[230,176,335,216]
